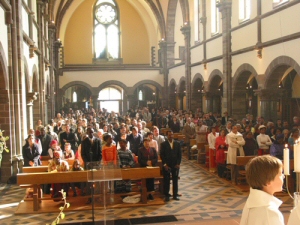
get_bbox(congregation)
[21,106,300,202]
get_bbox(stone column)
[218,0,232,115]
[158,41,168,108]
[37,1,46,124]
[255,89,282,121]
[180,24,191,110]
[9,0,24,179]
[53,40,64,111]
[48,24,56,119]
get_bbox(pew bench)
[17,167,161,211]
[236,156,255,184]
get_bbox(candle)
[295,141,300,172]
[284,144,290,175]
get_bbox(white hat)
[259,125,266,130]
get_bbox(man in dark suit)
[81,127,102,204]
[81,127,102,169]
[160,130,182,202]
[126,126,143,156]
[221,111,230,125]
[59,124,76,152]
[38,127,53,156]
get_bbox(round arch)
[207,69,223,92]
[132,80,163,95]
[97,80,128,96]
[169,78,177,87]
[232,63,259,96]
[231,63,259,119]
[264,56,300,89]
[191,73,204,90]
[177,76,186,92]
[169,79,177,109]
[32,64,39,92]
[61,81,94,94]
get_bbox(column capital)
[180,24,191,36]
[254,89,284,100]
[27,92,38,105]
[217,0,232,12]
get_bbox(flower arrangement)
[0,129,9,167]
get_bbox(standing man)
[81,127,102,169]
[60,124,76,152]
[160,131,182,202]
[38,126,53,156]
[81,127,102,204]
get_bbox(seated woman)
[70,159,85,197]
[22,134,41,167]
[48,151,69,198]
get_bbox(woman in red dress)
[215,129,228,177]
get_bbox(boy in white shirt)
[240,155,285,225]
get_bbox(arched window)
[98,87,122,113]
[239,0,251,22]
[94,0,120,60]
[138,90,143,101]
[72,92,77,102]
[211,0,220,34]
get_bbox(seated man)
[48,151,69,198]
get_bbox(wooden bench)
[236,156,255,184]
[40,156,74,166]
[189,139,197,160]
[17,166,161,211]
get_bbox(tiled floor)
[0,158,294,225]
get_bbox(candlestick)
[284,144,290,175]
[295,141,300,173]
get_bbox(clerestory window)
[239,0,251,22]
[211,0,220,35]
[94,0,120,60]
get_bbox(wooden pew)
[236,156,255,184]
[17,167,161,211]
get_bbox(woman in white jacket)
[226,125,245,184]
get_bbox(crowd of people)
[21,106,300,204]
